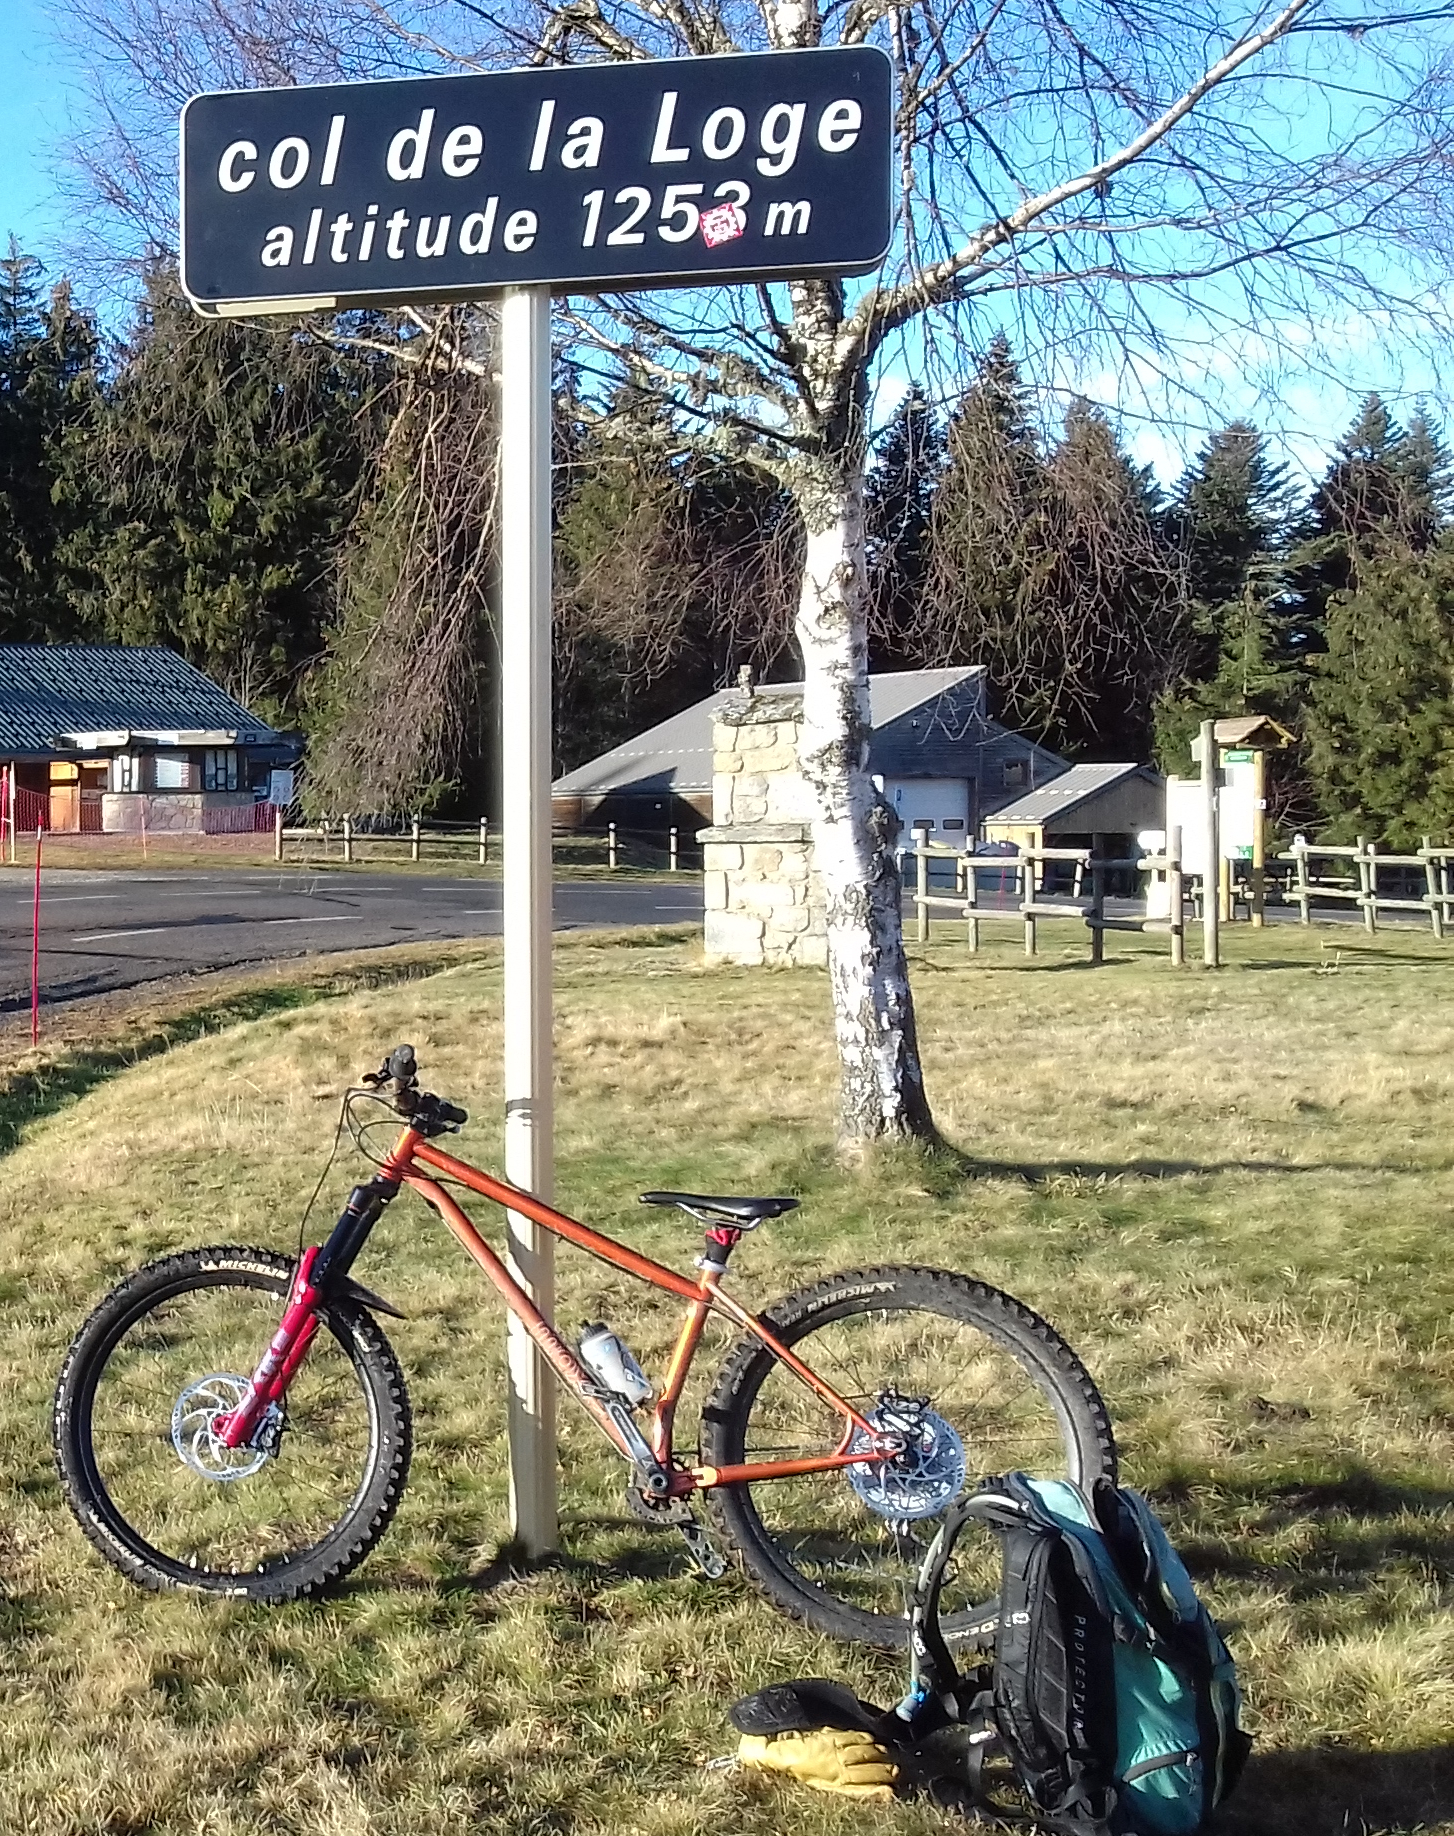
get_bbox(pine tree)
[56,268,379,722]
[1173,420,1294,613]
[0,250,101,641]
[864,386,944,667]
[1154,421,1305,779]
[1305,539,1454,845]
[1306,393,1414,552]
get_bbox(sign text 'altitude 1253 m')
[180,47,893,312]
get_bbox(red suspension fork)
[217,1246,323,1448]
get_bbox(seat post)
[698,1224,743,1275]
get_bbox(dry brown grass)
[1,923,1453,1832]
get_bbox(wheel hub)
[171,1374,281,1482]
[847,1391,966,1520]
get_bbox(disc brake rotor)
[847,1393,967,1521]
[171,1373,280,1482]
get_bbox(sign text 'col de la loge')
[180,47,893,311]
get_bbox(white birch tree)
[56,0,1454,1143]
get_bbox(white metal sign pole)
[499,284,558,1555]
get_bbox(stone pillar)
[700,689,827,966]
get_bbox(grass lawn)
[2,923,1454,1834]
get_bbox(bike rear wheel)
[53,1246,411,1601]
[701,1264,1116,1649]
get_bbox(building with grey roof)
[553,666,1068,843]
[0,646,294,834]
[983,762,1164,858]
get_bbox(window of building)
[111,754,142,793]
[1002,759,1027,789]
[154,752,189,790]
[203,750,239,792]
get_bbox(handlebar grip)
[436,1101,468,1126]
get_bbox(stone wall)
[102,792,253,833]
[700,690,827,967]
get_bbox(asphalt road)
[0,867,706,1009]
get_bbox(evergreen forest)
[4,248,1452,844]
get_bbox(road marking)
[42,895,124,903]
[258,915,355,926]
[72,927,171,942]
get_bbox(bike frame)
[220,1121,893,1499]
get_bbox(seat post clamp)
[698,1224,742,1271]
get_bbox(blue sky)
[0,0,71,269]
[0,2,1443,486]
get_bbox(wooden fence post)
[607,822,618,870]
[1357,835,1376,933]
[479,816,489,865]
[1168,825,1185,968]
[1089,853,1105,965]
[342,814,353,864]
[411,813,421,862]
[1422,836,1442,939]
[1022,858,1037,958]
[1250,748,1267,927]
[1292,835,1311,924]
[1200,720,1220,968]
[964,851,980,953]
[274,805,284,863]
[913,827,929,943]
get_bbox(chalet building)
[981,762,1166,857]
[553,666,1069,840]
[0,646,295,833]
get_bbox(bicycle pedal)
[677,1518,727,1580]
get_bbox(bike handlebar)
[362,1043,469,1133]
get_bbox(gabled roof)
[0,647,281,758]
[554,668,988,797]
[988,762,1161,826]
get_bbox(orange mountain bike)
[53,1044,1116,1648]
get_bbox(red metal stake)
[31,823,42,1045]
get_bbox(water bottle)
[577,1322,654,1405]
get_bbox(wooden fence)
[907,827,1187,965]
[275,815,693,871]
[1282,836,1454,936]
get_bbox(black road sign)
[180,47,892,312]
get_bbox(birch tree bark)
[58,0,1454,1144]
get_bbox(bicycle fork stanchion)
[499,284,558,1557]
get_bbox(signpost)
[180,46,892,1558]
[180,49,893,313]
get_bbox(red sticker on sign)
[700,201,746,247]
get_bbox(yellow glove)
[737,1727,900,1799]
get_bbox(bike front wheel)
[53,1246,411,1601]
[701,1264,1116,1650]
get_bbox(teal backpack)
[908,1473,1251,1834]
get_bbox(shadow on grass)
[949,1147,1438,1183]
[1222,1742,1454,1835]
[1160,1468,1454,1604]
[0,956,470,1160]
